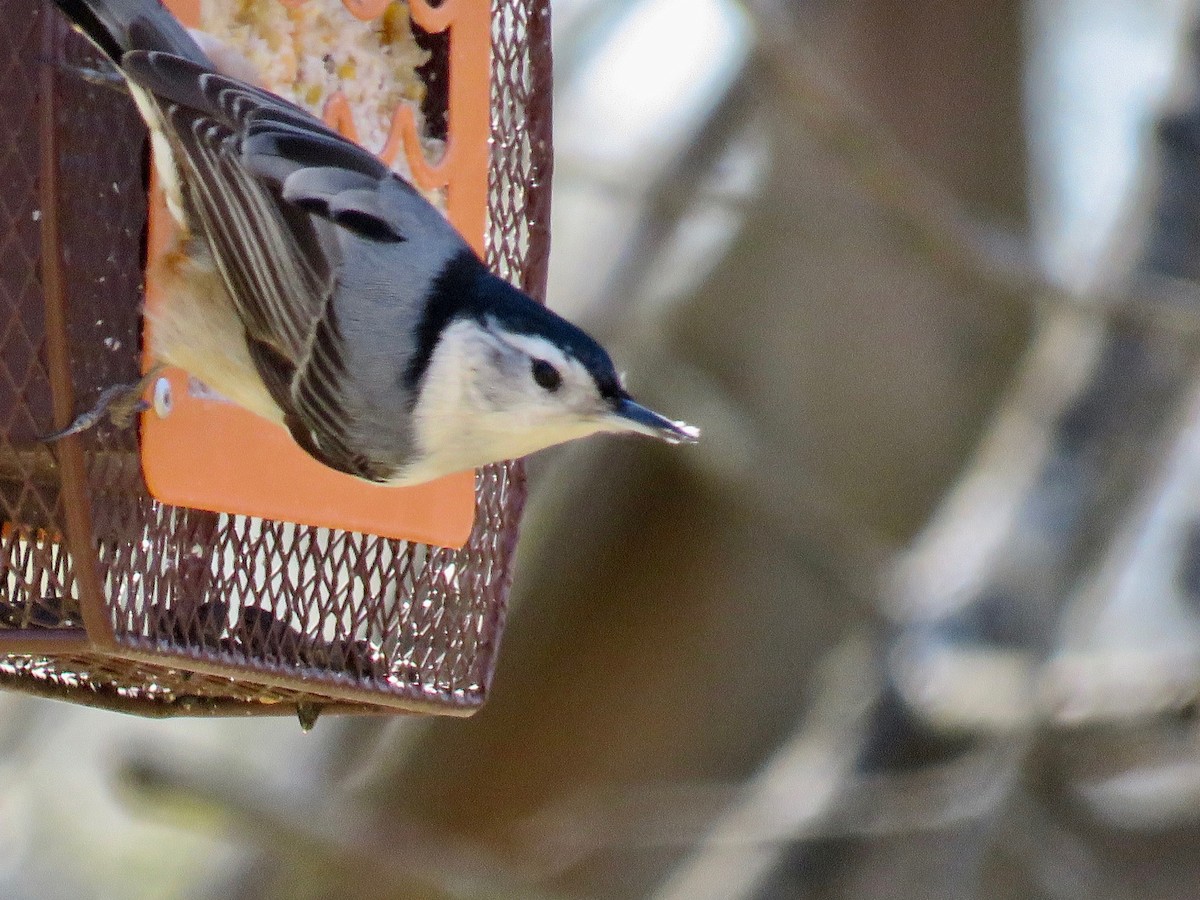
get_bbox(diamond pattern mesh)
[0,2,75,634]
[0,0,551,716]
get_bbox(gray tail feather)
[51,0,208,66]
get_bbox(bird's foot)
[41,364,165,443]
[37,56,127,93]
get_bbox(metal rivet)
[153,377,173,418]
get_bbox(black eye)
[531,358,562,392]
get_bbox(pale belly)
[147,238,285,426]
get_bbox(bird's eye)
[531,358,563,392]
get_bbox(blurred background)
[11,0,1200,896]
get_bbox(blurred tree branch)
[742,0,1200,341]
[116,755,558,900]
[741,0,1033,297]
[663,7,1200,900]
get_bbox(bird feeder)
[0,0,552,718]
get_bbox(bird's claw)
[40,366,163,443]
[37,56,127,93]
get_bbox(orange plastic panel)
[141,0,492,547]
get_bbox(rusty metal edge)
[478,461,525,697]
[521,0,554,302]
[0,667,401,718]
[37,12,116,652]
[0,627,89,654]
[108,642,483,716]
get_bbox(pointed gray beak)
[610,396,700,445]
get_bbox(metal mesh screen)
[0,2,75,635]
[0,0,552,717]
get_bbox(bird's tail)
[52,0,209,66]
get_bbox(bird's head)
[406,259,698,480]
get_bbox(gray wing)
[122,50,432,480]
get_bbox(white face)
[407,318,631,480]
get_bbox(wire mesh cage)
[0,0,552,718]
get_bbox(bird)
[49,0,698,485]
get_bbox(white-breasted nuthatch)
[52,0,698,484]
